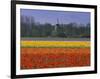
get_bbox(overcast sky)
[21,9,90,25]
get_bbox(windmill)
[55,18,61,32]
[51,18,60,37]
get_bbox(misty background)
[20,9,90,39]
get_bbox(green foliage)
[21,16,90,38]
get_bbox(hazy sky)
[21,9,90,25]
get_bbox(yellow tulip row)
[21,41,90,48]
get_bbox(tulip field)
[21,40,90,69]
[21,41,90,48]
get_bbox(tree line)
[21,16,90,38]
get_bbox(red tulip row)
[21,48,90,69]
